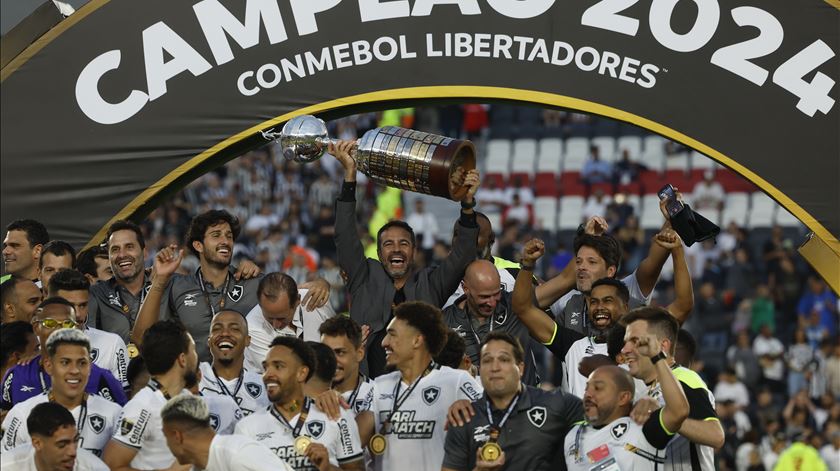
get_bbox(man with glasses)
[0,298,126,410]
[442,260,540,386]
[2,328,122,457]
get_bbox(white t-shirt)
[202,393,242,435]
[87,327,129,388]
[405,212,440,250]
[562,337,607,399]
[0,443,109,471]
[111,383,178,469]
[368,365,483,471]
[244,289,337,373]
[198,362,270,416]
[204,433,293,471]
[340,375,375,417]
[564,415,672,471]
[753,336,785,381]
[550,271,653,319]
[2,392,121,457]
[235,400,364,470]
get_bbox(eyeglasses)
[35,318,78,329]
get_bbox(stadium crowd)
[1,105,838,471]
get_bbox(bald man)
[442,259,543,385]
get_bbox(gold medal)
[479,441,502,462]
[127,343,140,359]
[122,304,130,313]
[369,434,387,455]
[294,436,311,455]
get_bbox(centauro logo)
[380,410,435,439]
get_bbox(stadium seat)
[558,196,585,230]
[485,212,503,234]
[616,136,643,161]
[664,152,690,173]
[485,139,512,174]
[691,150,715,171]
[591,136,617,163]
[641,135,667,171]
[775,207,802,228]
[639,170,665,195]
[748,192,777,229]
[537,138,563,174]
[534,173,559,197]
[563,137,590,172]
[721,192,750,227]
[716,169,756,192]
[534,197,558,232]
[511,139,538,176]
[559,172,586,196]
[640,195,664,230]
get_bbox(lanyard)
[380,361,436,433]
[48,391,88,435]
[483,389,521,441]
[197,269,231,316]
[148,377,172,399]
[270,397,312,438]
[572,422,587,463]
[213,366,244,401]
[465,308,496,348]
[115,280,148,319]
[347,374,365,407]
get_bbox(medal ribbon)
[48,391,88,435]
[197,269,232,316]
[212,366,244,400]
[379,361,436,434]
[148,377,172,399]
[483,388,521,444]
[270,397,312,438]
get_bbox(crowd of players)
[0,125,837,471]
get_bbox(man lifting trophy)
[265,115,477,200]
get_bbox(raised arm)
[635,197,679,297]
[330,140,369,294]
[638,334,689,433]
[656,229,694,324]
[130,245,181,346]
[512,239,558,344]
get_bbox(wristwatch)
[650,351,668,364]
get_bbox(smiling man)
[2,219,49,282]
[198,310,269,416]
[1,275,42,324]
[318,316,374,417]
[2,329,121,457]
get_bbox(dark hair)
[39,241,76,269]
[590,278,630,305]
[27,402,75,437]
[481,331,524,364]
[305,341,337,384]
[376,220,416,249]
[676,329,697,366]
[319,316,363,349]
[141,320,191,375]
[1,275,29,306]
[6,219,49,248]
[75,246,109,278]
[393,301,448,356]
[257,272,299,305]
[573,234,621,273]
[269,336,315,381]
[127,355,148,389]
[435,329,467,369]
[187,210,240,257]
[107,219,146,250]
[607,324,627,362]
[622,306,679,356]
[1,321,34,366]
[36,296,76,313]
[48,269,90,297]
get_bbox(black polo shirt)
[442,291,540,386]
[443,385,584,471]
[88,273,156,343]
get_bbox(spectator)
[727,330,762,391]
[787,329,815,397]
[715,367,751,409]
[503,175,535,205]
[612,148,647,187]
[474,177,506,213]
[753,324,785,394]
[406,199,440,261]
[582,188,610,220]
[726,248,757,302]
[797,276,838,337]
[826,343,840,398]
[691,170,725,211]
[751,284,776,334]
[821,430,840,471]
[751,388,781,431]
[580,145,611,185]
[502,193,533,229]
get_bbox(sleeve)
[442,423,472,470]
[0,369,15,410]
[87,293,102,329]
[159,278,177,321]
[96,368,128,406]
[545,327,584,360]
[335,410,364,464]
[334,199,370,295]
[233,417,251,437]
[550,292,574,319]
[428,216,478,306]
[642,409,676,449]
[112,401,152,449]
[622,271,653,304]
[556,392,585,427]
[682,384,718,421]
[242,442,295,471]
[456,372,483,401]
[1,405,26,451]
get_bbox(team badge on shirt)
[245,382,262,398]
[494,309,508,325]
[527,406,547,428]
[120,419,134,435]
[611,422,628,440]
[88,414,105,434]
[228,285,244,303]
[90,349,99,362]
[209,414,220,431]
[422,386,441,405]
[306,421,325,438]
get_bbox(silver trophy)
[263,115,476,200]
